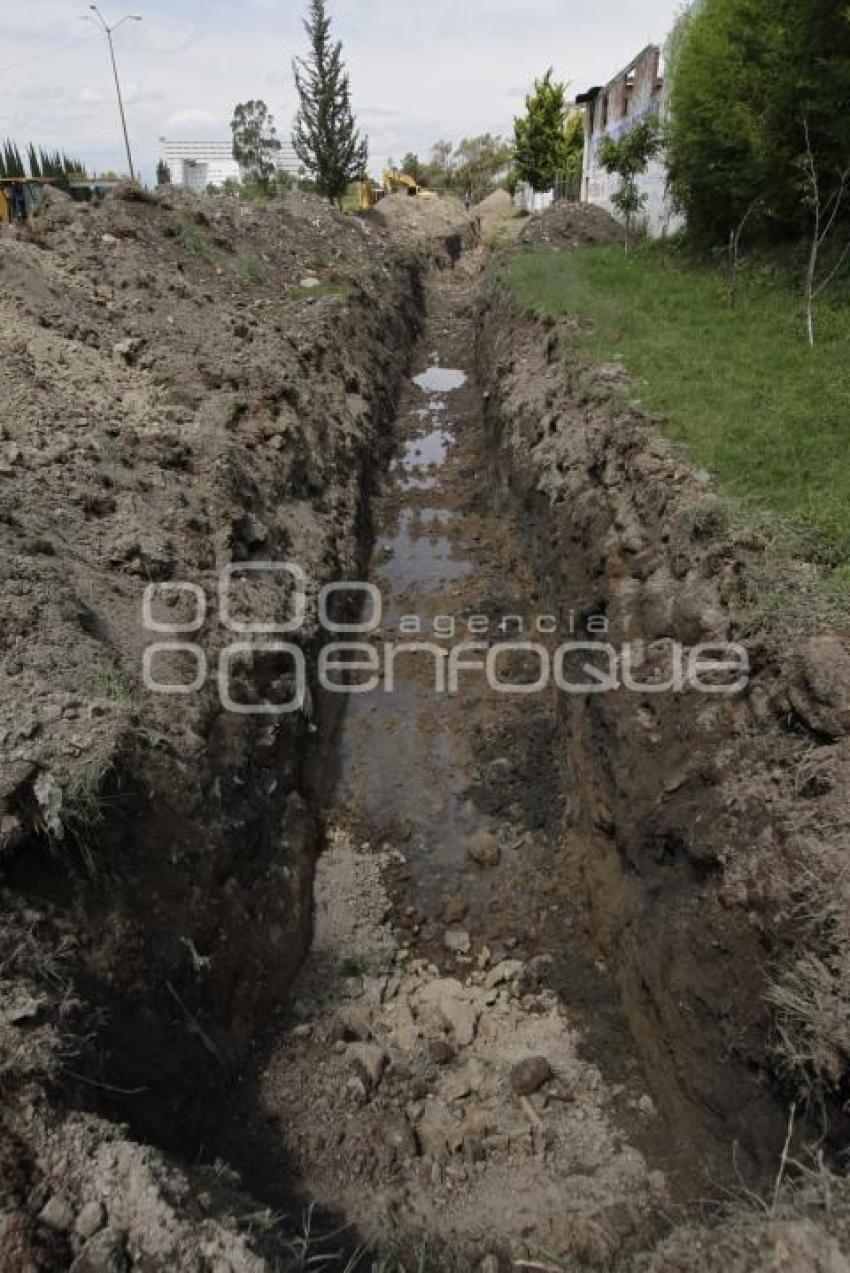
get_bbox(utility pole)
[87,6,142,182]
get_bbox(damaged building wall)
[578,45,683,239]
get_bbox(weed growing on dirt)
[234,254,269,285]
[499,244,850,595]
[83,663,134,710]
[765,846,850,1096]
[172,220,216,263]
[270,1204,432,1273]
[289,281,350,303]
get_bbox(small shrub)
[172,220,215,262]
[234,255,269,285]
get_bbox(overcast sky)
[2,1,683,183]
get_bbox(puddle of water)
[377,515,472,591]
[331,355,492,915]
[418,508,452,527]
[413,366,467,394]
[400,429,448,470]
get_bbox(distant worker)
[463,193,472,213]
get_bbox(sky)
[1,1,683,184]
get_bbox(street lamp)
[86,6,142,182]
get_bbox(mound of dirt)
[476,190,514,218]
[520,200,622,246]
[0,185,427,1268]
[369,192,476,260]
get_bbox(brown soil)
[0,184,473,1268]
[475,267,850,1268]
[519,201,622,246]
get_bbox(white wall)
[513,183,554,214]
[580,47,684,239]
[584,134,682,239]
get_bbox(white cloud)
[164,108,221,130]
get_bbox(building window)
[622,67,636,117]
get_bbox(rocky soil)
[474,264,850,1268]
[0,184,474,1269]
[230,828,669,1269]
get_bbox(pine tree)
[3,142,25,178]
[292,0,368,204]
[156,159,171,187]
[513,70,573,193]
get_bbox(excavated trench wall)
[8,268,423,1153]
[0,194,481,1171]
[475,286,793,1187]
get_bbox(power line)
[0,35,96,76]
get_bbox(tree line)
[0,143,86,183]
[389,73,585,201]
[667,0,850,246]
[221,0,583,208]
[666,0,850,340]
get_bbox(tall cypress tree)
[292,0,368,204]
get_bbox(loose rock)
[509,1057,553,1096]
[347,1042,388,1090]
[466,830,502,869]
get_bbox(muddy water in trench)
[329,305,558,934]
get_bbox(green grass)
[234,254,269,285]
[172,220,216,262]
[288,281,350,304]
[499,243,850,580]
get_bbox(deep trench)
[212,258,784,1229]
[15,248,791,1260]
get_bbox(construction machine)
[382,169,438,200]
[357,179,382,211]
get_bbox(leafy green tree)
[156,159,171,186]
[598,119,662,250]
[513,70,574,192]
[292,0,368,204]
[424,140,455,189]
[400,152,427,185]
[231,100,282,190]
[453,134,513,199]
[667,0,850,243]
[562,113,585,195]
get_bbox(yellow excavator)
[357,179,382,211]
[381,169,438,200]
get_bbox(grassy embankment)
[500,243,850,607]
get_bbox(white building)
[576,46,684,238]
[159,138,302,191]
